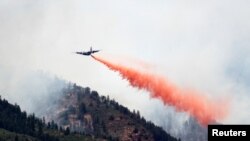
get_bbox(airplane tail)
[90,46,92,52]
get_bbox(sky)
[0,0,250,136]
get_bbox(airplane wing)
[92,50,100,53]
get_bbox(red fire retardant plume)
[92,55,228,126]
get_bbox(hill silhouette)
[45,83,180,141]
[0,83,179,141]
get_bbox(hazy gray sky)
[0,0,250,135]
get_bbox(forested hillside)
[0,83,180,141]
[46,84,180,141]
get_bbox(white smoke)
[0,66,66,116]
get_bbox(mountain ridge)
[45,83,180,141]
[0,82,180,141]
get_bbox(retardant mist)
[92,55,229,126]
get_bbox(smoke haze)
[0,66,66,116]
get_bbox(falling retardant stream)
[91,55,229,126]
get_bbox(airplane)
[75,47,100,56]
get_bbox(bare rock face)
[83,114,94,133]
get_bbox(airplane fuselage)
[76,51,92,56]
[75,47,100,56]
